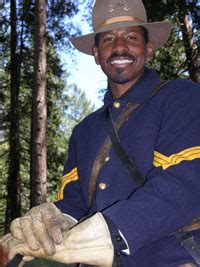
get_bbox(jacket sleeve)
[103,80,200,254]
[54,129,88,220]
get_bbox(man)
[1,0,200,266]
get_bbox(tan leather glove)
[10,203,77,256]
[4,213,114,266]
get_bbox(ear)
[146,41,154,61]
[92,45,100,65]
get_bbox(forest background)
[0,0,199,236]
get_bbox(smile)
[110,59,133,65]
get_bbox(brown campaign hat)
[71,0,172,55]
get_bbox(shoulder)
[166,78,200,96]
[159,79,200,123]
[154,78,200,106]
[148,78,200,124]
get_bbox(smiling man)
[1,0,200,267]
[92,26,153,97]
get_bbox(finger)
[58,214,77,232]
[5,235,24,262]
[19,217,39,251]
[1,233,12,244]
[26,205,39,216]
[42,211,62,245]
[10,218,24,241]
[32,217,56,256]
[1,234,32,265]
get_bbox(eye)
[126,33,138,41]
[102,35,114,43]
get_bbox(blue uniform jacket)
[55,68,200,266]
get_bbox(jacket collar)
[97,68,160,114]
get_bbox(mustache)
[108,52,136,63]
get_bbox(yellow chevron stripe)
[153,146,200,170]
[62,172,78,184]
[62,167,77,178]
[55,167,78,201]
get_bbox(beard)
[109,67,131,84]
[106,52,136,84]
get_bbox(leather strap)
[6,254,23,267]
[175,230,200,265]
[106,80,168,188]
[88,102,139,207]
[88,80,167,207]
[106,107,145,187]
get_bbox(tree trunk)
[179,14,198,82]
[30,0,47,207]
[5,0,21,232]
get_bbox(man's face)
[93,26,153,89]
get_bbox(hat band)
[95,16,145,31]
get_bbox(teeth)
[111,59,133,64]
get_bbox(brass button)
[116,235,123,242]
[99,183,108,190]
[113,101,121,108]
[104,156,110,162]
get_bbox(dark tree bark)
[5,0,21,232]
[179,13,198,82]
[143,0,199,82]
[30,0,47,207]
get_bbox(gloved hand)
[0,234,33,267]
[10,203,77,256]
[3,212,114,266]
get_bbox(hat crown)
[70,0,172,55]
[92,0,147,31]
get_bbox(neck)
[109,74,143,98]
[109,83,132,98]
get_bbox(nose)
[112,37,129,53]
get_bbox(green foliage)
[47,82,95,202]
[1,0,198,235]
[0,0,95,233]
[143,0,199,81]
[63,84,95,139]
[148,27,188,80]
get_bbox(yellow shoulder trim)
[55,167,78,201]
[153,146,200,170]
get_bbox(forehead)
[99,25,144,37]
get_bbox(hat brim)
[71,21,172,55]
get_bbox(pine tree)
[5,0,21,231]
[30,0,47,207]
